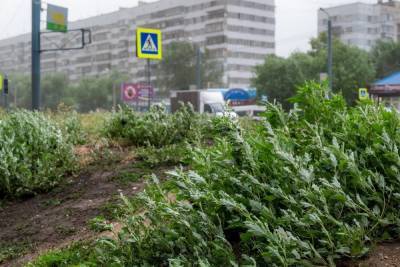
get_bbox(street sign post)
[0,75,3,92]
[136,28,162,60]
[47,4,68,32]
[136,27,162,110]
[32,1,91,110]
[359,88,369,100]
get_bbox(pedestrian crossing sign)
[136,28,162,60]
[359,88,369,100]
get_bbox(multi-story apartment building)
[318,0,400,51]
[0,0,275,89]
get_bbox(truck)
[170,90,236,118]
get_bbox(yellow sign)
[47,4,68,32]
[136,28,162,60]
[52,13,66,25]
[359,88,369,100]
[0,75,3,91]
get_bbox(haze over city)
[0,0,382,57]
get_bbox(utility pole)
[32,0,41,110]
[320,8,333,92]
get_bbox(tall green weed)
[0,111,75,198]
[31,82,400,266]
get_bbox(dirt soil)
[339,241,400,267]
[0,145,167,267]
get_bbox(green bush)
[32,82,400,266]
[77,82,400,266]
[105,105,208,147]
[0,111,75,198]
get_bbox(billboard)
[121,83,154,103]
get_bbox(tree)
[156,41,223,92]
[72,70,128,112]
[253,53,318,109]
[8,74,31,109]
[371,40,400,79]
[311,35,376,104]
[41,73,69,110]
[7,70,128,112]
[253,35,375,108]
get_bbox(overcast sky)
[0,0,379,57]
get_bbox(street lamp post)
[32,0,41,110]
[320,8,333,93]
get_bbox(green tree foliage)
[41,73,70,110]
[65,70,128,112]
[371,40,400,79]
[253,53,318,109]
[253,35,375,107]
[156,41,223,92]
[6,70,127,112]
[311,36,376,104]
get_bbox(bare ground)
[0,145,167,267]
[339,241,400,267]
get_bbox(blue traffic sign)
[136,28,162,60]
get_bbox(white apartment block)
[318,0,400,51]
[0,0,275,89]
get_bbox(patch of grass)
[135,144,190,168]
[41,199,62,207]
[55,225,76,237]
[80,112,109,143]
[27,241,97,267]
[88,216,113,233]
[99,195,135,220]
[0,241,33,264]
[111,170,148,185]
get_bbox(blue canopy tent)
[371,71,400,96]
[371,71,400,109]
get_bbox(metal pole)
[196,45,202,89]
[112,82,116,111]
[320,8,333,93]
[4,93,8,111]
[32,0,41,110]
[3,76,9,111]
[328,19,333,92]
[14,86,17,107]
[147,58,151,110]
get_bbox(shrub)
[33,82,400,266]
[0,111,75,198]
[104,105,208,147]
[85,82,400,266]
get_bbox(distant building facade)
[318,0,400,51]
[0,0,275,89]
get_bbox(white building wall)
[318,1,400,51]
[0,0,275,89]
